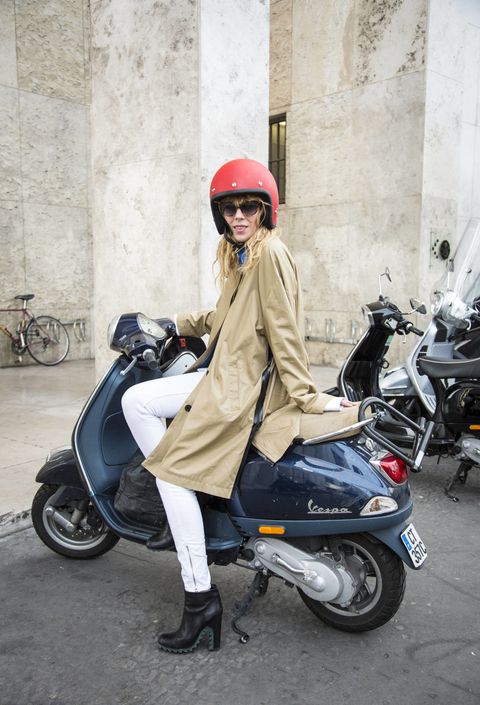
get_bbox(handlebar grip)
[142,349,159,370]
[404,321,423,336]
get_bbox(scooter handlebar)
[408,324,424,336]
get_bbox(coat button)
[185,404,192,412]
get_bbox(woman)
[122,158,358,654]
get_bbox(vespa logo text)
[307,499,351,515]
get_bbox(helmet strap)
[223,227,244,249]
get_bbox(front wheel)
[298,534,406,632]
[31,484,119,559]
[26,315,70,366]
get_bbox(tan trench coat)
[143,237,354,498]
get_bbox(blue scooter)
[32,313,433,637]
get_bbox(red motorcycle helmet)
[210,158,279,234]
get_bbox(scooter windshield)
[433,218,480,307]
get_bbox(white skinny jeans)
[121,370,210,592]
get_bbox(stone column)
[90,0,269,375]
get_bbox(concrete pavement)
[1,458,479,705]
[0,360,95,536]
[1,360,480,704]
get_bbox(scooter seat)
[418,355,480,379]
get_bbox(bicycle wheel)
[26,315,70,365]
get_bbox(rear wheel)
[26,315,70,366]
[31,484,119,559]
[298,534,406,632]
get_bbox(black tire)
[26,315,70,366]
[297,534,406,632]
[31,484,119,559]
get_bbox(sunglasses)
[218,200,262,218]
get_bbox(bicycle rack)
[61,319,87,343]
[43,319,62,343]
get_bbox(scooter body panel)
[381,366,415,397]
[72,357,159,497]
[229,499,412,536]
[229,443,410,520]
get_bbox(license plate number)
[400,523,427,568]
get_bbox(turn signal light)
[258,526,285,535]
[360,496,398,516]
[469,424,480,430]
[378,453,409,484]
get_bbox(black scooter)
[32,312,432,637]
[333,220,480,499]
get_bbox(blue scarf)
[237,247,247,266]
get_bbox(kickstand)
[231,571,270,644]
[444,461,473,501]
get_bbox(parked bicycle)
[0,294,70,366]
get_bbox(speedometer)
[137,313,167,339]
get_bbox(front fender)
[36,447,84,489]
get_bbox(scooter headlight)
[431,290,444,316]
[107,315,121,350]
[360,496,398,516]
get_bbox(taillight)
[378,453,409,484]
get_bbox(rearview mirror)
[409,298,427,315]
[378,267,392,299]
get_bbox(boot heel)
[158,586,223,653]
[205,615,222,651]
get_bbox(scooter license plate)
[400,523,427,568]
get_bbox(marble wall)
[3,0,478,374]
[270,0,428,366]
[198,0,269,308]
[0,0,91,367]
[271,0,480,367]
[91,0,269,375]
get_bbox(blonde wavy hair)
[214,197,278,286]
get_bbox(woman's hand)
[340,398,359,408]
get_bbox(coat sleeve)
[258,241,334,414]
[175,309,216,338]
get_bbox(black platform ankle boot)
[157,585,222,653]
[146,523,174,551]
